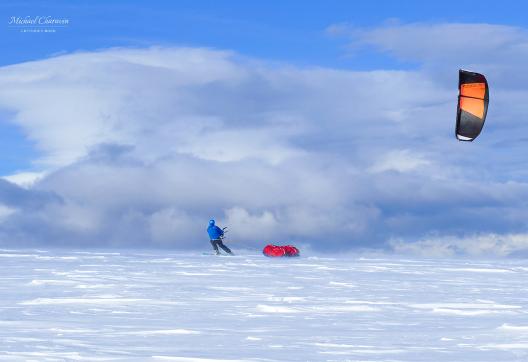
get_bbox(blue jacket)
[207,220,224,240]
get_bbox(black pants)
[210,239,232,254]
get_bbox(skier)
[207,219,233,255]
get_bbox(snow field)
[0,250,527,361]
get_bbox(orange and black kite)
[456,69,489,141]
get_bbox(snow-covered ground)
[1,249,527,361]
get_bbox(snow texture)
[0,249,527,361]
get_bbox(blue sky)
[1,0,527,68]
[1,1,528,254]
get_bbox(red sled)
[263,244,300,257]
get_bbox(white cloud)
[148,208,198,247]
[331,22,528,67]
[0,204,16,221]
[176,127,305,164]
[390,233,528,257]
[368,149,431,173]
[224,207,280,242]
[2,172,46,188]
[0,47,246,168]
[0,47,450,169]
[0,31,527,252]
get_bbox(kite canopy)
[263,244,300,257]
[456,69,489,141]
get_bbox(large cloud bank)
[1,22,528,254]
